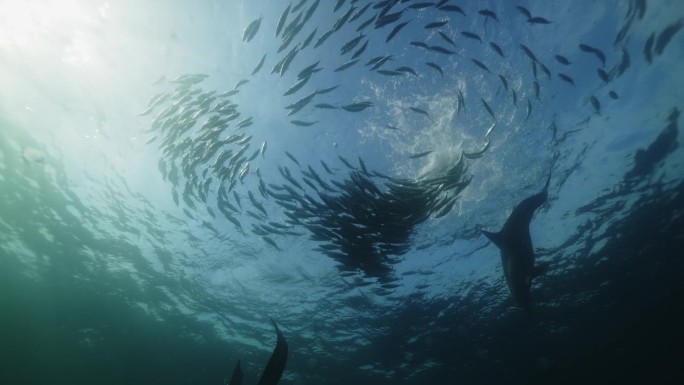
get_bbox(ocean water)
[1,0,683,384]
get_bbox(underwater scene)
[1,0,683,384]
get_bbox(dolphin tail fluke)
[228,360,243,385]
[256,320,289,385]
[482,230,503,248]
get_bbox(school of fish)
[141,0,678,280]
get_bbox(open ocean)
[1,1,683,384]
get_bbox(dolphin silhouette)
[228,360,243,385]
[482,173,551,315]
[257,320,288,385]
[227,320,288,385]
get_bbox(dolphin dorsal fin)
[228,360,243,385]
[482,230,503,248]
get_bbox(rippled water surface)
[1,1,683,384]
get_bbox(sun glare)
[0,0,107,66]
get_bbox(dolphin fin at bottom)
[257,320,289,385]
[228,360,243,385]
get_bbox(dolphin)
[257,320,288,385]
[482,173,551,315]
[227,320,288,385]
[228,360,243,385]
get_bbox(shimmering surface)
[1,1,683,384]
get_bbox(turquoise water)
[1,1,683,384]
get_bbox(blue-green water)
[1,1,683,384]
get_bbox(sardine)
[461,31,482,43]
[429,45,456,55]
[377,69,403,76]
[300,29,317,50]
[516,6,531,19]
[341,33,365,54]
[589,95,601,115]
[439,5,465,16]
[334,5,357,31]
[315,103,338,109]
[644,32,655,63]
[409,150,433,159]
[302,0,320,25]
[292,0,307,12]
[654,18,683,56]
[395,66,418,76]
[341,102,373,112]
[351,40,369,59]
[439,32,456,47]
[291,120,318,126]
[321,160,334,174]
[375,10,404,29]
[356,14,377,31]
[349,3,371,23]
[297,60,321,79]
[425,20,448,29]
[489,42,504,57]
[471,58,491,73]
[252,54,267,75]
[409,2,436,9]
[316,85,340,94]
[498,75,508,92]
[558,73,575,85]
[260,141,267,158]
[554,54,571,65]
[284,76,311,96]
[334,59,360,72]
[334,0,346,12]
[579,43,606,67]
[597,68,610,82]
[243,16,263,42]
[409,107,429,117]
[478,9,498,22]
[234,79,249,89]
[338,155,355,169]
[520,44,538,62]
[370,55,393,70]
[528,16,552,25]
[425,62,443,76]
[481,98,496,120]
[285,151,301,166]
[275,5,291,37]
[386,20,411,42]
[314,29,335,48]
[263,236,281,250]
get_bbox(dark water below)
[2,122,682,384]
